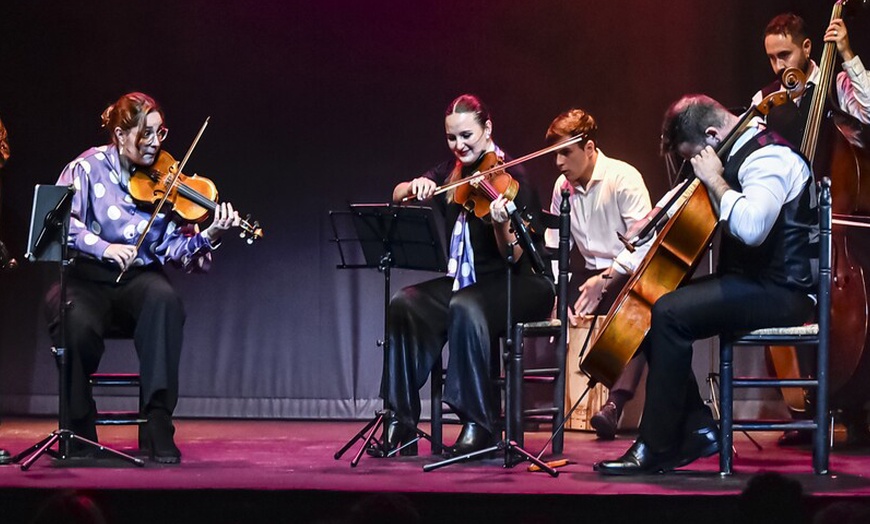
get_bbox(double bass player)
[753,12,870,447]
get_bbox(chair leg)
[430,359,444,455]
[507,324,525,449]
[814,328,830,475]
[719,340,734,476]
[552,328,567,455]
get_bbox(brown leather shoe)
[591,402,619,440]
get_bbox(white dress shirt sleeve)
[719,145,810,247]
[838,55,870,124]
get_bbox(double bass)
[767,0,870,417]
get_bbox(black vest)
[717,130,816,293]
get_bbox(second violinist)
[45,92,241,464]
[373,94,555,458]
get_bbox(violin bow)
[401,132,590,203]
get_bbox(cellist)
[44,92,242,463]
[752,12,870,447]
[595,94,816,475]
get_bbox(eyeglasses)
[140,126,169,143]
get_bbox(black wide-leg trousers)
[45,262,185,425]
[382,272,554,433]
[639,274,814,453]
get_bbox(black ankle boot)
[367,417,418,457]
[447,422,493,457]
[145,410,181,464]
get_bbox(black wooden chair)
[90,314,146,439]
[718,178,831,475]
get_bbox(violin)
[453,151,519,218]
[129,150,263,243]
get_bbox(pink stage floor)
[1,417,869,523]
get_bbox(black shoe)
[366,417,418,458]
[591,402,619,440]
[594,440,674,475]
[777,430,812,447]
[145,410,181,464]
[672,423,720,469]
[446,422,493,458]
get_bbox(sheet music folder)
[349,203,446,272]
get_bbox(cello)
[580,87,805,388]
[767,0,870,416]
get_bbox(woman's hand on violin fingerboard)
[489,194,510,224]
[104,244,138,271]
[204,202,241,243]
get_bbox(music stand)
[12,184,144,470]
[330,203,446,467]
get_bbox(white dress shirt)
[546,149,652,272]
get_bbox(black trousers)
[45,260,185,425]
[639,274,814,453]
[382,272,555,433]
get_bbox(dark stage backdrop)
[0,1,866,419]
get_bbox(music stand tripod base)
[333,409,433,467]
[422,439,559,477]
[12,429,145,470]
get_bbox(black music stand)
[330,203,446,467]
[12,184,145,470]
